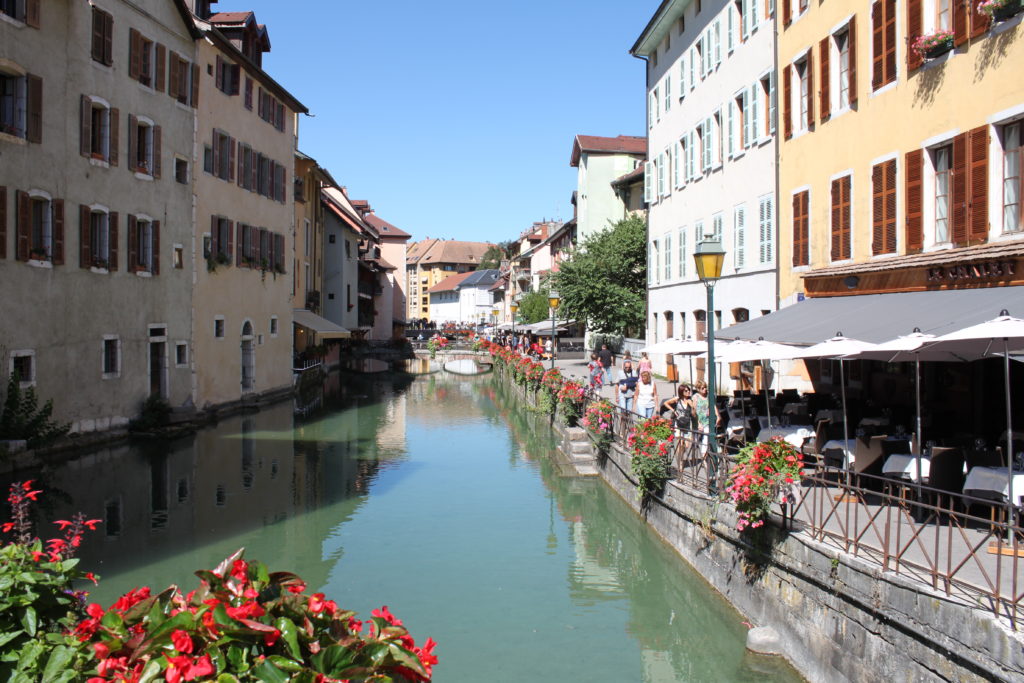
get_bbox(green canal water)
[18,372,802,682]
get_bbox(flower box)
[923,39,953,59]
[912,30,954,60]
[990,0,1024,20]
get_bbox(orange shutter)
[51,199,64,265]
[79,204,92,268]
[155,44,166,92]
[968,125,989,243]
[951,133,968,246]
[108,212,118,270]
[806,48,815,127]
[884,160,897,253]
[871,1,884,89]
[905,149,924,252]
[0,186,6,259]
[970,0,991,37]
[128,214,138,270]
[883,0,896,85]
[819,37,831,121]
[792,192,807,267]
[129,29,141,80]
[907,0,923,71]
[953,0,969,46]
[848,16,858,105]
[871,164,884,254]
[26,75,42,143]
[16,191,30,261]
[25,0,39,28]
[831,179,841,260]
[80,95,91,157]
[109,108,119,167]
[841,177,852,259]
[783,65,792,140]
[152,220,160,275]
[783,0,791,26]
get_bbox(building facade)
[632,0,779,378]
[0,0,199,431]
[570,135,647,240]
[405,239,492,323]
[321,188,362,335]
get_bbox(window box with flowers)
[912,29,954,60]
[626,416,675,499]
[980,0,1023,21]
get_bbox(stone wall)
[501,375,1024,682]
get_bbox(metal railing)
[574,390,1023,629]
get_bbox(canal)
[10,371,802,682]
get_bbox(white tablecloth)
[757,426,814,449]
[883,454,931,483]
[963,467,1024,506]
[822,439,858,467]
[726,417,747,438]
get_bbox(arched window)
[732,307,750,324]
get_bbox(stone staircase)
[561,426,599,476]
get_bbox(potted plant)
[724,438,803,532]
[912,28,955,60]
[581,399,615,452]
[979,0,1023,20]
[29,247,47,261]
[557,380,586,426]
[626,416,675,498]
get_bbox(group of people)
[494,333,555,361]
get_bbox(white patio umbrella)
[712,339,806,427]
[921,312,1024,534]
[638,337,706,355]
[792,335,880,478]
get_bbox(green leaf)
[267,655,303,673]
[226,644,247,672]
[41,645,75,683]
[100,609,124,630]
[250,659,289,683]
[19,606,36,637]
[387,642,427,675]
[137,658,165,683]
[275,616,302,660]
[0,631,21,648]
[130,610,195,659]
[311,644,357,676]
[216,675,240,683]
[15,639,44,672]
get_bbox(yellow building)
[778,0,1024,304]
[405,239,493,323]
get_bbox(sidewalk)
[551,355,681,406]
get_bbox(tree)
[0,372,70,448]
[518,289,552,324]
[479,240,519,270]
[551,214,647,335]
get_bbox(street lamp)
[693,233,726,491]
[547,290,560,369]
[510,296,520,340]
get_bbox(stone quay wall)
[497,369,1023,683]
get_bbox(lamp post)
[693,233,726,492]
[510,296,520,341]
[491,308,499,338]
[547,290,560,369]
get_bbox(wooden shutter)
[152,220,160,274]
[953,0,969,46]
[831,179,842,260]
[103,12,113,66]
[190,64,199,107]
[872,164,884,254]
[210,215,219,257]
[92,10,104,63]
[884,159,897,253]
[783,65,792,140]
[128,214,138,270]
[16,191,30,261]
[108,212,118,270]
[211,130,220,177]
[230,65,240,95]
[951,133,968,245]
[782,0,791,26]
[79,204,91,268]
[26,75,42,143]
[872,1,884,88]
[275,234,284,271]
[226,220,234,264]
[51,199,63,265]
[215,56,223,92]
[968,125,989,243]
[80,95,92,157]
[848,16,858,105]
[237,145,245,187]
[129,29,141,80]
[971,0,991,37]
[250,151,257,190]
[236,222,244,265]
[792,192,807,267]
[155,44,166,92]
[905,149,924,252]
[128,115,138,172]
[153,126,162,178]
[819,37,831,121]
[25,0,39,28]
[109,108,119,166]
[228,137,235,182]
[883,0,896,85]
[168,52,180,99]
[907,0,923,71]
[0,186,6,259]
[806,49,815,128]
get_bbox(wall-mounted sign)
[926,259,1017,284]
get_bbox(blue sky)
[239,0,654,244]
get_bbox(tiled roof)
[802,240,1024,278]
[460,269,501,288]
[571,135,646,167]
[208,11,253,24]
[611,165,645,187]
[408,239,493,266]
[365,213,411,239]
[426,271,475,294]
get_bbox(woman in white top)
[635,370,658,418]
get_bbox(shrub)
[556,380,586,426]
[725,438,803,531]
[0,372,70,449]
[129,395,172,432]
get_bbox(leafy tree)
[479,240,519,270]
[0,373,70,449]
[551,214,647,335]
[518,289,553,325]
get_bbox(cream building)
[0,0,199,432]
[190,8,306,408]
[570,135,647,240]
[632,0,779,380]
[405,239,493,322]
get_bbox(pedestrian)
[544,338,552,360]
[636,370,658,418]
[664,384,696,432]
[588,353,603,391]
[638,351,652,375]
[597,344,614,387]
[615,360,638,413]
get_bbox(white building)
[457,269,501,324]
[631,0,778,380]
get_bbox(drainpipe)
[772,8,781,312]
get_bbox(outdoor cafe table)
[822,439,858,467]
[882,454,931,484]
[814,409,844,423]
[963,467,1024,507]
[757,425,814,449]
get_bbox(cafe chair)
[928,447,966,514]
[853,436,885,491]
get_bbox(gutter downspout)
[773,10,781,313]
[631,50,651,351]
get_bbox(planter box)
[922,40,953,60]
[993,0,1023,20]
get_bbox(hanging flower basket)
[627,416,675,498]
[582,399,615,452]
[980,0,1023,20]
[912,30,954,60]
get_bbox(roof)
[630,0,688,58]
[426,271,475,294]
[570,135,647,167]
[208,11,253,24]
[365,213,411,240]
[293,309,351,339]
[459,269,501,288]
[718,287,1024,346]
[202,26,306,115]
[611,165,645,188]
[801,241,1024,278]
[407,238,493,266]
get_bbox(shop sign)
[927,259,1017,283]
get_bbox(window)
[831,176,852,260]
[80,207,116,270]
[871,159,897,255]
[168,53,196,106]
[664,76,671,113]
[128,116,160,176]
[836,29,851,110]
[796,58,810,132]
[214,318,225,338]
[664,232,672,281]
[209,130,234,181]
[712,212,723,242]
[270,316,278,336]
[791,191,809,266]
[644,161,652,202]
[102,337,119,377]
[652,239,660,284]
[871,0,897,91]
[211,216,232,263]
[936,0,951,30]
[0,71,40,142]
[215,56,240,96]
[759,195,774,264]
[657,153,666,197]
[175,343,188,367]
[129,30,160,88]
[240,223,255,266]
[934,145,952,243]
[80,96,117,164]
[173,245,183,268]
[19,192,62,263]
[761,74,774,136]
[91,8,113,66]
[1003,121,1022,234]
[734,204,746,268]
[677,226,687,278]
[258,88,286,131]
[175,158,188,183]
[748,84,761,144]
[244,78,253,110]
[130,216,159,274]
[10,351,34,386]
[653,86,660,123]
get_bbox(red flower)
[371,605,403,626]
[171,629,193,654]
[225,601,265,620]
[86,603,104,619]
[93,642,110,660]
[263,628,281,646]
[230,559,248,581]
[287,581,307,594]
[53,520,73,530]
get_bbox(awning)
[293,309,351,339]
[718,287,1024,345]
